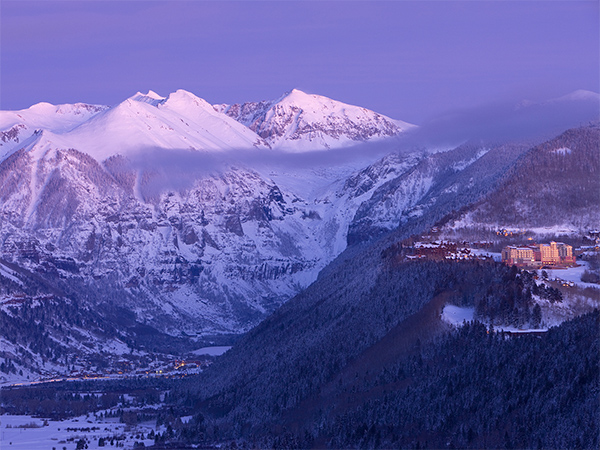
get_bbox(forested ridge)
[320,312,598,450]
[469,124,600,228]
[169,258,599,449]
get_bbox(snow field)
[441,305,474,326]
[0,413,157,450]
[539,261,600,289]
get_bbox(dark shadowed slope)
[174,251,598,448]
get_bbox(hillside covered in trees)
[450,124,600,232]
[168,257,599,449]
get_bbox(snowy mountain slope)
[0,147,296,334]
[347,141,532,244]
[0,89,271,167]
[0,89,426,341]
[43,90,270,161]
[442,124,600,235]
[0,102,107,162]
[0,141,397,336]
[216,89,415,151]
[2,88,415,166]
[281,152,424,256]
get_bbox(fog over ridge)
[111,91,599,197]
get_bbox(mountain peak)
[28,101,56,111]
[145,89,164,99]
[281,88,310,100]
[554,89,600,103]
[277,89,334,107]
[130,90,166,106]
[222,89,415,151]
[162,89,212,111]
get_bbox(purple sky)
[1,1,598,123]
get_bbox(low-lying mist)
[115,92,599,198]
[402,90,599,148]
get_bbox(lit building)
[501,246,535,266]
[501,241,575,267]
[538,242,560,264]
[557,242,574,260]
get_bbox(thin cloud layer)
[119,92,599,198]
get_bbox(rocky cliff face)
[0,146,319,335]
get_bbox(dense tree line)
[321,312,598,449]
[165,258,598,448]
[0,377,174,419]
[174,310,598,449]
[471,125,600,228]
[474,267,561,327]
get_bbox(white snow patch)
[0,262,22,285]
[451,147,490,171]
[441,305,474,325]
[552,147,572,155]
[539,261,600,289]
[0,413,155,449]
[101,338,131,355]
[469,248,502,261]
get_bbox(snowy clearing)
[441,305,474,326]
[0,413,156,450]
[468,248,502,261]
[539,261,600,289]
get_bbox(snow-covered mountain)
[1,90,270,165]
[0,101,107,161]
[215,89,415,151]
[0,88,419,339]
[2,88,414,165]
[63,90,270,160]
[441,125,600,236]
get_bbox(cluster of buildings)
[501,241,575,268]
[409,241,485,261]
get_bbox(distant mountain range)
[0,89,416,340]
[0,88,414,162]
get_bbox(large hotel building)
[501,242,575,268]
